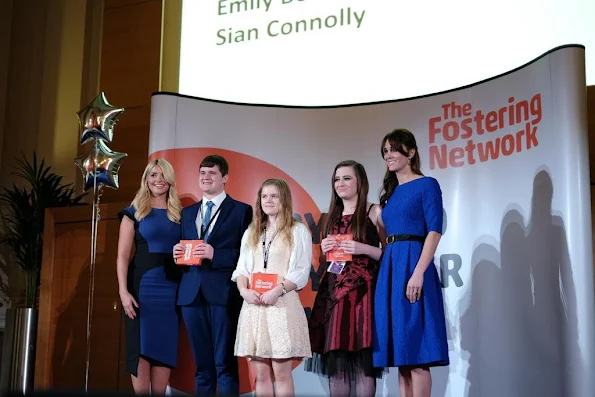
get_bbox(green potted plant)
[0,152,85,393]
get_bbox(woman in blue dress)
[373,129,449,397]
[117,158,183,395]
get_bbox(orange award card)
[326,234,353,262]
[175,240,203,266]
[250,272,279,294]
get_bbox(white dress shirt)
[195,191,227,239]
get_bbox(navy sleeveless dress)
[119,206,182,375]
[372,176,449,367]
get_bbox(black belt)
[386,234,426,244]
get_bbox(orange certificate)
[250,272,278,294]
[326,234,353,262]
[175,240,203,266]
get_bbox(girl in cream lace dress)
[231,178,312,396]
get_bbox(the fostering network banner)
[149,45,594,396]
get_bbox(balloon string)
[85,141,101,392]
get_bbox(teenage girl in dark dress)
[305,160,385,397]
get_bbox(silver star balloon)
[74,140,128,191]
[77,92,124,144]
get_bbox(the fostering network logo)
[427,93,543,170]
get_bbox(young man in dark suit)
[173,155,253,395]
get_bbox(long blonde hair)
[248,178,295,248]
[131,159,182,223]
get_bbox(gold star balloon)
[77,92,124,144]
[74,140,128,192]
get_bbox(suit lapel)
[208,195,234,241]
[185,202,201,239]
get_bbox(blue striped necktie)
[201,200,214,241]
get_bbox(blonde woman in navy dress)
[373,129,449,397]
[117,159,183,395]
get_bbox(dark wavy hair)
[379,129,423,207]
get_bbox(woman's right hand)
[320,236,338,254]
[240,288,261,304]
[120,290,139,320]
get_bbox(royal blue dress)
[119,206,182,376]
[372,177,449,367]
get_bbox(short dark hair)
[199,155,229,176]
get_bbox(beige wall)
[0,0,102,303]
[0,0,102,187]
[1,1,48,187]
[0,0,15,307]
[0,0,14,170]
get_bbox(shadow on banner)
[460,167,582,397]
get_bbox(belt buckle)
[387,234,411,244]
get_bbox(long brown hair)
[379,128,423,207]
[323,160,370,242]
[247,178,296,248]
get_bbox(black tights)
[329,371,376,397]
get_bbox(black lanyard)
[262,227,279,269]
[199,204,222,240]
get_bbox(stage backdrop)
[148,45,594,396]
